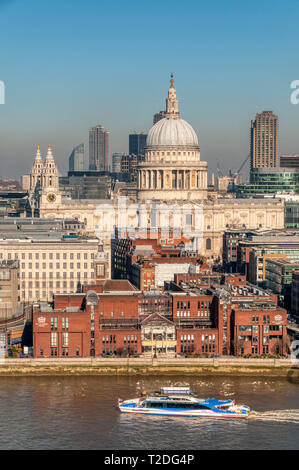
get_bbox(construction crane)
[216,159,224,177]
[226,154,251,192]
[236,154,250,175]
[227,154,251,179]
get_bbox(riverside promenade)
[0,357,297,376]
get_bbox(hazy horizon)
[0,0,299,179]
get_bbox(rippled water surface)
[0,375,298,449]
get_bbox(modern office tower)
[280,155,299,169]
[291,271,299,318]
[59,172,112,199]
[89,125,110,171]
[285,201,299,229]
[69,143,84,172]
[236,167,299,197]
[250,111,278,169]
[112,153,122,173]
[129,133,147,157]
[153,111,165,124]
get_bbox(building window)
[51,332,57,346]
[51,317,58,330]
[186,214,192,225]
[206,238,212,250]
[62,333,69,347]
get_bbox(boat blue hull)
[119,405,249,419]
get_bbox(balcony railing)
[100,318,139,330]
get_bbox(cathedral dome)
[146,116,199,148]
[137,74,207,203]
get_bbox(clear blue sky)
[0,0,299,178]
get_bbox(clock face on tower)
[47,193,57,203]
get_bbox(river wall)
[0,357,297,377]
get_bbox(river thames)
[0,375,298,450]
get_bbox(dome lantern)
[146,75,199,149]
[165,73,180,118]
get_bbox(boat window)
[163,402,210,410]
[145,401,211,410]
[146,402,163,408]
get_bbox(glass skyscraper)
[129,133,147,157]
[89,125,110,171]
[69,143,84,172]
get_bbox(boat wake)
[249,410,299,424]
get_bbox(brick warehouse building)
[33,281,142,357]
[231,305,288,356]
[33,293,89,357]
[33,279,288,358]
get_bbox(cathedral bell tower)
[29,145,43,193]
[40,145,61,209]
[29,145,44,216]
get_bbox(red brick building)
[33,294,90,357]
[33,280,142,358]
[177,328,219,355]
[95,280,141,356]
[231,306,287,356]
[112,231,199,281]
[33,279,288,358]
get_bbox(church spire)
[46,144,54,160]
[166,73,180,117]
[35,144,42,161]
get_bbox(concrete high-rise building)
[250,111,278,169]
[89,126,109,171]
[112,153,122,173]
[280,155,299,169]
[129,133,147,157]
[69,143,84,172]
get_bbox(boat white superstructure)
[118,387,250,419]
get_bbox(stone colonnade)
[138,169,207,190]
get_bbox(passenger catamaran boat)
[118,387,250,419]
